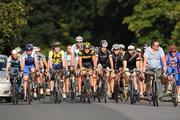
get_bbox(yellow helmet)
[83,42,91,49]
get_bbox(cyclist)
[63,43,75,97]
[136,48,144,97]
[6,50,21,93]
[94,40,114,98]
[34,46,48,96]
[71,36,83,96]
[48,41,65,98]
[78,42,95,94]
[123,44,140,94]
[166,45,180,102]
[143,39,167,99]
[21,44,39,100]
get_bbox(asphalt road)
[0,97,179,120]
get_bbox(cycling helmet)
[25,44,33,51]
[118,44,125,49]
[136,48,141,52]
[83,42,91,49]
[11,49,18,54]
[52,41,61,47]
[128,45,135,50]
[112,44,119,50]
[168,45,177,52]
[76,36,83,42]
[14,47,21,53]
[100,40,108,48]
[33,46,39,52]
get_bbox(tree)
[123,0,180,49]
[0,0,27,53]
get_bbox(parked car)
[0,54,12,102]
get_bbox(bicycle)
[145,68,162,107]
[26,71,37,104]
[53,69,63,104]
[11,68,21,105]
[96,69,110,103]
[124,69,141,104]
[69,67,77,101]
[80,68,92,104]
[163,71,178,107]
[113,69,124,103]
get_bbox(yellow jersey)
[48,50,64,64]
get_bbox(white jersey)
[71,44,83,64]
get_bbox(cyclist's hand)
[36,71,40,76]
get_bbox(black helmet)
[25,44,33,51]
[52,41,61,47]
[100,40,108,48]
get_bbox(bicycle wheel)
[152,80,158,107]
[130,80,134,104]
[114,81,119,103]
[103,78,107,103]
[12,77,16,105]
[172,82,178,107]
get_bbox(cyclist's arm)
[161,55,167,72]
[143,56,147,72]
[123,60,127,71]
[109,55,114,69]
[6,58,11,78]
[159,47,167,71]
[94,54,98,68]
[78,56,82,70]
[20,55,25,71]
[34,56,39,71]
[71,53,75,68]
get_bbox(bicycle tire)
[130,80,134,104]
[172,82,178,107]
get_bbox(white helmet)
[14,47,21,53]
[11,50,18,54]
[33,46,39,52]
[76,36,83,42]
[119,44,125,49]
[112,44,119,50]
[100,40,108,48]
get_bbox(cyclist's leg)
[93,70,97,92]
[174,68,180,101]
[133,72,138,91]
[23,66,29,100]
[110,71,115,96]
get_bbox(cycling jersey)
[79,50,95,68]
[123,52,138,70]
[7,56,21,69]
[37,53,46,70]
[112,52,126,70]
[96,50,111,69]
[167,52,180,68]
[48,50,64,65]
[71,44,83,64]
[64,51,73,67]
[166,52,180,85]
[22,51,37,66]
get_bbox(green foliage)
[0,0,27,52]
[123,0,180,48]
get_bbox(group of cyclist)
[5,36,180,103]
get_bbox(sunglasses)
[114,49,119,51]
[170,51,176,53]
[77,41,82,43]
[128,49,134,51]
